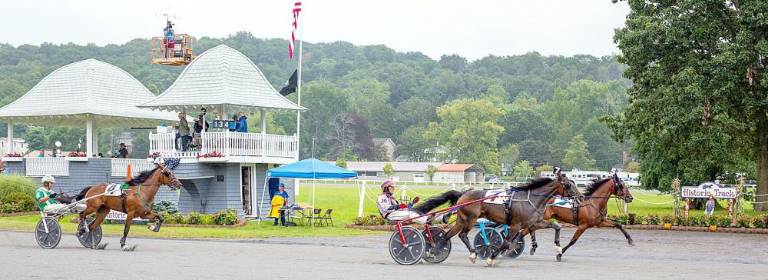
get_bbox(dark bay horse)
[76,163,182,251]
[444,172,581,266]
[525,174,634,261]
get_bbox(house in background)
[372,138,396,161]
[341,161,441,182]
[434,164,484,183]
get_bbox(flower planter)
[198,157,228,163]
[663,223,672,230]
[66,157,88,162]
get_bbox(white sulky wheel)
[36,217,62,249]
[389,226,425,265]
[77,217,103,249]
[421,226,451,264]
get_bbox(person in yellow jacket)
[269,184,289,226]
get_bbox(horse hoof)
[556,254,562,262]
[486,258,495,267]
[555,246,563,255]
[628,240,635,246]
[530,247,537,256]
[96,243,108,250]
[469,253,477,264]
[121,245,137,252]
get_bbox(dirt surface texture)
[1,227,766,280]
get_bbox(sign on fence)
[681,186,737,199]
[105,210,147,223]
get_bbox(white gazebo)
[0,59,179,157]
[139,44,305,163]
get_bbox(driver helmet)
[41,175,55,184]
[381,180,395,193]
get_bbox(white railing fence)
[26,158,69,176]
[111,158,156,177]
[149,132,297,159]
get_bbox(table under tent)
[261,158,356,225]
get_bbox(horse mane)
[583,178,612,196]
[516,177,554,190]
[126,167,159,185]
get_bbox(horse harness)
[119,184,153,215]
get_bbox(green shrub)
[200,214,215,225]
[706,216,718,226]
[186,211,202,224]
[644,214,660,225]
[152,201,178,214]
[716,216,732,227]
[355,215,386,226]
[0,176,37,213]
[627,213,637,225]
[734,216,752,228]
[755,216,768,228]
[674,215,687,226]
[1,192,36,213]
[661,215,675,224]
[688,216,704,227]
[213,209,238,225]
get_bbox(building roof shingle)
[0,59,178,126]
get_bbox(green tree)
[500,143,520,175]
[562,135,595,170]
[513,160,534,180]
[383,162,394,178]
[611,0,768,209]
[23,126,46,151]
[424,98,504,171]
[625,161,640,173]
[335,157,348,168]
[425,165,437,182]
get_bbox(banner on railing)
[105,210,148,222]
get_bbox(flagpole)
[294,1,304,195]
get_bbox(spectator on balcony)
[236,112,248,133]
[228,114,238,132]
[176,113,191,151]
[116,143,128,158]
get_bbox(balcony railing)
[26,158,69,176]
[149,132,298,160]
[111,158,156,177]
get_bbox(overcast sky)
[0,0,630,60]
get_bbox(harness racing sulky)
[35,159,183,251]
[387,167,582,266]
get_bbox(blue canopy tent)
[259,158,356,223]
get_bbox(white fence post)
[358,181,366,218]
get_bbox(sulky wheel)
[36,217,61,249]
[505,233,526,259]
[389,226,425,265]
[421,226,451,264]
[77,217,103,249]
[473,227,504,260]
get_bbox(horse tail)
[75,186,92,201]
[413,190,463,214]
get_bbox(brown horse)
[525,173,634,261]
[444,171,581,266]
[76,163,182,251]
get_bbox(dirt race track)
[1,228,766,280]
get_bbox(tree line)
[0,32,630,176]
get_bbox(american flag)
[289,1,302,60]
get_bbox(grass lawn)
[1,185,763,239]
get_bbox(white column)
[261,109,266,160]
[6,121,13,155]
[92,125,98,157]
[86,119,94,158]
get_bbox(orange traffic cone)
[126,164,133,181]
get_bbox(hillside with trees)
[0,32,631,176]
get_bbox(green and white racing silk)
[34,187,58,211]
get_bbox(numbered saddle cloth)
[549,196,573,209]
[105,183,129,197]
[483,189,509,204]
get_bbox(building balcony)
[148,131,298,164]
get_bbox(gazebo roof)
[139,44,305,113]
[0,59,178,126]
